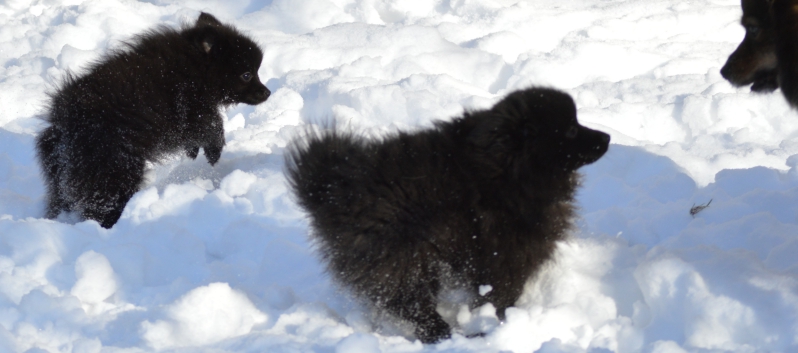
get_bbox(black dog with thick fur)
[36,13,270,228]
[721,0,798,108]
[286,87,610,343]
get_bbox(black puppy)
[286,87,610,343]
[721,0,779,93]
[721,0,798,107]
[36,13,270,228]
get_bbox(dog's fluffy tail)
[285,128,374,214]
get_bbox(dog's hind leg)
[69,147,146,229]
[346,244,452,343]
[367,254,452,344]
[185,145,200,160]
[35,126,69,218]
[382,282,452,344]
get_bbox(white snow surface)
[1,0,797,352]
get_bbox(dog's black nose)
[720,64,731,80]
[258,87,271,100]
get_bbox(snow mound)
[141,282,267,349]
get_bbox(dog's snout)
[258,87,271,100]
[720,64,732,80]
[600,132,610,144]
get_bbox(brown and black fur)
[36,13,270,228]
[286,87,610,343]
[721,0,798,107]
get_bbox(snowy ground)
[1,0,797,352]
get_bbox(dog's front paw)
[186,146,200,159]
[204,145,222,166]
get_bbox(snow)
[141,282,268,350]
[1,0,797,352]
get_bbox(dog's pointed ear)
[193,13,223,54]
[197,12,223,28]
[190,26,218,55]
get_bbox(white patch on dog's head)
[202,41,212,53]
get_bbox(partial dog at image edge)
[286,87,611,343]
[721,0,798,108]
[36,12,270,229]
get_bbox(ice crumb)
[220,170,258,198]
[141,283,267,350]
[71,251,118,310]
[335,333,381,353]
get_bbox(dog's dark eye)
[240,72,253,82]
[746,26,760,35]
[565,126,578,139]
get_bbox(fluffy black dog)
[721,0,779,94]
[720,0,798,108]
[286,87,610,343]
[36,13,270,228]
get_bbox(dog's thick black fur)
[721,0,798,107]
[286,87,610,343]
[721,0,779,93]
[36,13,270,228]
[772,0,798,107]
